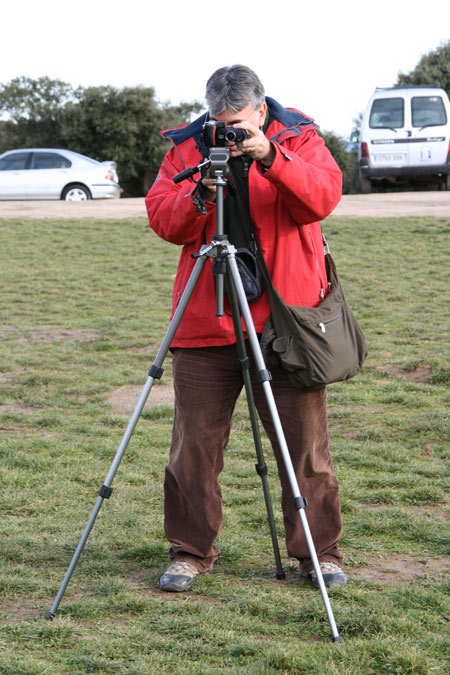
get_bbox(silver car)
[0,148,121,200]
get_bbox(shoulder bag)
[258,239,368,389]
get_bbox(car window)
[31,152,72,169]
[70,151,99,165]
[0,152,30,171]
[411,96,447,128]
[369,98,404,129]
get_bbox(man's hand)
[199,175,217,202]
[232,121,276,168]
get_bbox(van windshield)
[411,96,447,128]
[369,98,404,129]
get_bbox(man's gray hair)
[205,65,265,116]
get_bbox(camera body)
[202,120,249,147]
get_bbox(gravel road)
[0,192,449,219]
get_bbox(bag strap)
[229,165,335,301]
[228,162,260,258]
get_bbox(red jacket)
[145,98,342,347]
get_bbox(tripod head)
[207,147,230,178]
[172,147,230,184]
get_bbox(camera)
[202,121,250,147]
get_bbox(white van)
[358,86,450,192]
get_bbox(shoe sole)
[159,574,196,592]
[311,573,348,588]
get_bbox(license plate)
[373,153,406,163]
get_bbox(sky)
[2,0,449,137]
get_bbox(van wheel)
[359,174,372,194]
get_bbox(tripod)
[45,148,343,643]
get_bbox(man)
[145,65,346,592]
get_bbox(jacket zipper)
[318,311,343,333]
[307,229,327,299]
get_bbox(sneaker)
[303,562,348,588]
[159,560,199,592]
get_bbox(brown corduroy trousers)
[164,344,343,574]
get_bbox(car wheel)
[62,184,91,201]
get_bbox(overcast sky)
[2,0,449,136]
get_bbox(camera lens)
[224,129,247,143]
[224,130,238,143]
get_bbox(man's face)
[210,102,267,157]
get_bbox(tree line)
[0,78,361,195]
[1,41,448,196]
[0,78,201,197]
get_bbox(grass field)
[0,214,449,674]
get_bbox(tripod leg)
[226,278,285,579]
[45,255,208,619]
[226,255,343,643]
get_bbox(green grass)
[0,215,449,674]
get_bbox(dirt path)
[331,191,450,217]
[0,192,449,219]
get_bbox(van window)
[411,96,447,128]
[369,98,404,129]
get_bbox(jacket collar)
[161,97,318,149]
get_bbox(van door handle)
[406,130,412,137]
